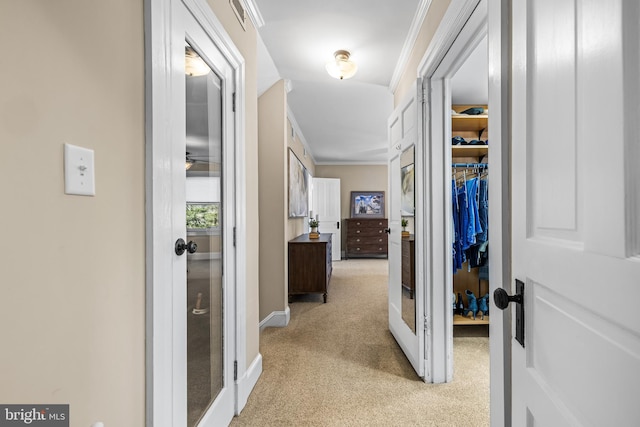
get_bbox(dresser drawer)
[347,235,387,246]
[347,219,387,229]
[347,227,387,237]
[347,243,388,254]
[345,218,388,258]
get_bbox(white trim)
[145,0,248,425]
[487,0,511,424]
[185,0,245,63]
[259,306,291,331]
[236,353,263,414]
[144,0,178,423]
[243,0,264,28]
[416,0,488,384]
[417,0,481,78]
[389,0,433,93]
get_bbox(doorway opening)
[417,0,509,422]
[449,36,490,337]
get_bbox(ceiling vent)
[230,0,247,30]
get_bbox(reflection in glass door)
[184,43,224,426]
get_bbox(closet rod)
[452,163,488,168]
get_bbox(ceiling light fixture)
[185,46,210,77]
[326,50,357,80]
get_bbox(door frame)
[416,0,511,424]
[144,0,248,425]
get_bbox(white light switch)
[64,143,95,196]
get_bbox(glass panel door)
[184,43,224,426]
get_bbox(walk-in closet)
[450,37,490,336]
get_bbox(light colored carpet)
[231,259,489,426]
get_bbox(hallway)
[232,259,489,426]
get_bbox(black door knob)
[175,238,198,256]
[493,287,523,310]
[494,280,526,348]
[384,228,391,234]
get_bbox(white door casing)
[388,80,426,379]
[312,177,341,261]
[418,0,489,385]
[145,0,248,425]
[509,0,640,425]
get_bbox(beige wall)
[0,1,145,425]
[0,0,261,424]
[258,81,287,321]
[315,165,389,251]
[257,82,317,322]
[287,120,315,244]
[394,0,451,105]
[207,0,261,380]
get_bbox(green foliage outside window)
[186,204,219,229]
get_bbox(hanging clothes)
[452,168,488,274]
[464,177,482,249]
[477,177,488,244]
[452,179,463,273]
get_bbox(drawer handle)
[356,222,361,225]
[356,230,360,233]
[356,239,360,242]
[356,248,360,251]
[379,230,382,233]
[379,239,382,242]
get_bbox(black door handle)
[493,287,522,309]
[175,238,198,256]
[494,280,525,347]
[384,228,391,234]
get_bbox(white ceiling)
[254,1,488,164]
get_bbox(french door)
[146,0,238,425]
[388,80,425,379]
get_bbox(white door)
[147,0,237,425]
[312,177,341,261]
[388,81,425,378]
[505,1,640,424]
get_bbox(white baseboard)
[259,306,290,331]
[236,353,262,414]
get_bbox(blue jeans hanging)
[477,178,488,243]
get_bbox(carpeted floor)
[231,259,489,426]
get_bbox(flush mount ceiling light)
[185,46,210,77]
[326,50,358,80]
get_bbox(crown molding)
[389,0,433,93]
[243,0,265,28]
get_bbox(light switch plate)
[64,143,95,196]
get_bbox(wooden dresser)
[288,233,332,303]
[345,218,388,259]
[402,235,415,298]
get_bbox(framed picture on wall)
[288,149,309,218]
[401,163,415,216]
[350,191,385,218]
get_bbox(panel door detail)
[509,1,640,425]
